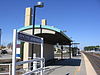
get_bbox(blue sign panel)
[18,32,42,44]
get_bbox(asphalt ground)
[0,54,12,63]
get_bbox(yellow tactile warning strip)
[82,53,97,75]
[74,62,81,75]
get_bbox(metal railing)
[15,57,45,75]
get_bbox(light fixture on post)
[31,2,44,70]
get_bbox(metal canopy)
[18,25,72,45]
[36,32,71,45]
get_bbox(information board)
[18,32,42,44]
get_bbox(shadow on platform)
[49,58,81,66]
[45,58,81,75]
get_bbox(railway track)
[83,52,100,75]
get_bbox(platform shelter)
[18,7,72,69]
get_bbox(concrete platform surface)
[44,53,96,75]
[44,56,82,75]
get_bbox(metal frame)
[12,29,44,75]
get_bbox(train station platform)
[81,53,97,75]
[44,53,97,75]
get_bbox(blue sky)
[0,0,100,49]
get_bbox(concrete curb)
[82,53,97,75]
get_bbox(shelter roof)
[18,25,72,45]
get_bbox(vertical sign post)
[12,29,17,75]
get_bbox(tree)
[84,45,100,51]
[7,43,13,49]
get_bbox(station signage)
[18,32,42,44]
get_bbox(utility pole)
[0,29,1,46]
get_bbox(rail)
[15,57,45,75]
[84,52,100,74]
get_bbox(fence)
[0,64,11,75]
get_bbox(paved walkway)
[76,54,86,75]
[44,55,83,75]
[44,53,96,75]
